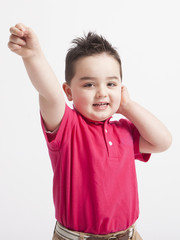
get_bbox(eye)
[83,83,95,88]
[107,82,117,87]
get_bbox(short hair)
[65,32,122,84]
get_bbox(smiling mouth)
[93,103,109,107]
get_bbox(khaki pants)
[52,227,143,240]
[131,230,143,240]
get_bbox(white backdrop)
[0,0,179,239]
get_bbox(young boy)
[8,23,172,240]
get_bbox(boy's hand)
[117,86,172,153]
[117,86,131,114]
[8,23,41,59]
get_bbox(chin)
[91,114,111,122]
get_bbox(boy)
[8,23,172,240]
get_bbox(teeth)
[93,103,108,106]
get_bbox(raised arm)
[8,23,65,131]
[117,86,172,153]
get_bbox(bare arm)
[117,86,172,153]
[23,52,65,131]
[8,23,65,131]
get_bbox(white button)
[105,129,107,133]
[109,141,113,146]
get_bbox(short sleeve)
[40,104,74,151]
[130,122,151,162]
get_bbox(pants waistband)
[54,221,135,240]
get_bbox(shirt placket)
[103,121,121,161]
[103,121,113,158]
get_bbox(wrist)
[22,47,44,61]
[118,99,134,117]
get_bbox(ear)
[63,82,73,101]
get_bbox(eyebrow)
[79,76,120,81]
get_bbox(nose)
[96,85,107,98]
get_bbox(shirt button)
[105,129,108,133]
[109,141,113,146]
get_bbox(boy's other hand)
[117,86,131,114]
[8,23,42,59]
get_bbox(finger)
[8,42,21,51]
[9,35,26,46]
[10,23,28,38]
[121,85,125,92]
[15,23,30,37]
[15,23,27,31]
[121,85,127,92]
[9,26,24,38]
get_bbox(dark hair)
[65,32,122,84]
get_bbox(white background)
[0,0,180,239]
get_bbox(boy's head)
[65,32,122,85]
[63,32,122,122]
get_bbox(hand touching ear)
[117,85,172,153]
[117,86,131,114]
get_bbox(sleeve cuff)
[134,129,151,162]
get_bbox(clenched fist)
[8,23,41,59]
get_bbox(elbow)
[140,131,172,153]
[152,132,172,153]
[160,132,173,152]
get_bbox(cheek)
[111,92,121,110]
[112,90,121,103]
[73,91,92,106]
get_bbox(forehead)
[73,53,121,77]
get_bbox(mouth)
[93,102,109,107]
[92,102,109,110]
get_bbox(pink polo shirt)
[41,104,150,234]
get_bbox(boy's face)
[63,53,122,122]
